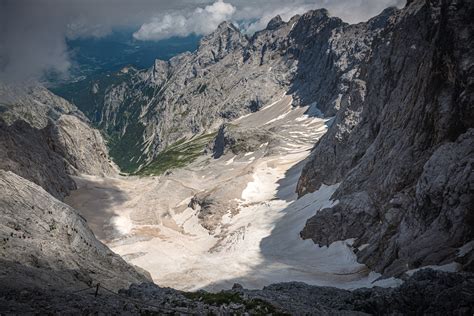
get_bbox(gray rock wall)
[89,9,395,171]
[0,84,115,199]
[0,170,149,292]
[297,0,474,276]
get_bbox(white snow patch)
[225,156,235,165]
[358,243,370,251]
[67,98,401,292]
[264,110,291,125]
[241,163,281,203]
[406,262,461,276]
[110,213,134,235]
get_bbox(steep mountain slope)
[1,0,473,313]
[297,0,474,276]
[0,84,115,198]
[0,170,148,292]
[64,8,396,172]
[0,85,150,300]
[57,0,472,280]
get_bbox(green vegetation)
[184,291,242,306]
[183,291,288,315]
[50,70,134,119]
[134,132,216,176]
[108,121,146,173]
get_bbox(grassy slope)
[134,132,216,176]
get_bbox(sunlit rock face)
[0,170,149,292]
[77,7,393,172]
[0,0,473,313]
[297,0,474,276]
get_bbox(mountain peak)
[266,15,284,30]
[200,20,243,48]
[216,21,239,33]
[301,8,331,22]
[197,20,246,62]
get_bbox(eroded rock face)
[0,84,115,198]
[76,9,395,172]
[211,123,276,159]
[297,0,474,276]
[0,119,76,199]
[0,171,149,292]
[0,84,77,129]
[53,114,115,177]
[0,86,151,302]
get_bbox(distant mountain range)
[48,29,200,86]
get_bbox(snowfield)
[66,96,401,291]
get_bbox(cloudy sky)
[0,0,405,83]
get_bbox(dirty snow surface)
[66,96,401,291]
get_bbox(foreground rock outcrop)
[1,269,472,314]
[0,85,150,307]
[0,171,148,293]
[297,0,474,276]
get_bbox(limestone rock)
[1,269,472,314]
[0,118,76,199]
[0,84,116,198]
[212,123,275,159]
[53,114,115,176]
[74,8,394,172]
[297,0,474,276]
[0,170,149,292]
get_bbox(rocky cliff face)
[0,84,115,198]
[53,114,115,177]
[52,0,472,278]
[297,0,474,276]
[0,85,148,295]
[0,84,78,129]
[0,119,76,199]
[287,7,397,116]
[71,9,395,172]
[0,170,148,292]
[1,2,471,311]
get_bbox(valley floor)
[66,96,401,291]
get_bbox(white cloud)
[242,5,317,34]
[0,0,405,83]
[239,0,405,34]
[133,0,236,41]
